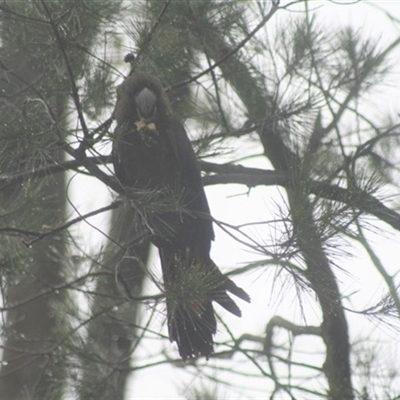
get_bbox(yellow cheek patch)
[135,119,156,132]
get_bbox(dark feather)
[113,71,250,360]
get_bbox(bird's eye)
[135,87,157,120]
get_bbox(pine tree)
[1,1,399,399]
[0,1,123,398]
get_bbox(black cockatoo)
[112,70,250,360]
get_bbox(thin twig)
[40,0,90,140]
[169,2,280,90]
[22,201,121,247]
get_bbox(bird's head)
[134,86,157,131]
[114,72,172,132]
[135,87,157,121]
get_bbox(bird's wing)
[166,117,215,242]
[112,125,128,186]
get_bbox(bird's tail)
[161,250,250,360]
[166,290,216,360]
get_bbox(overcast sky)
[70,2,400,398]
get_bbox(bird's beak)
[135,87,157,121]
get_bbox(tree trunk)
[78,206,149,400]
[203,33,354,400]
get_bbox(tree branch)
[22,201,121,247]
[3,158,399,235]
[40,0,90,140]
[169,1,280,91]
[201,161,400,233]
[0,155,109,187]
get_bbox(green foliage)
[0,0,400,399]
[0,1,125,399]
